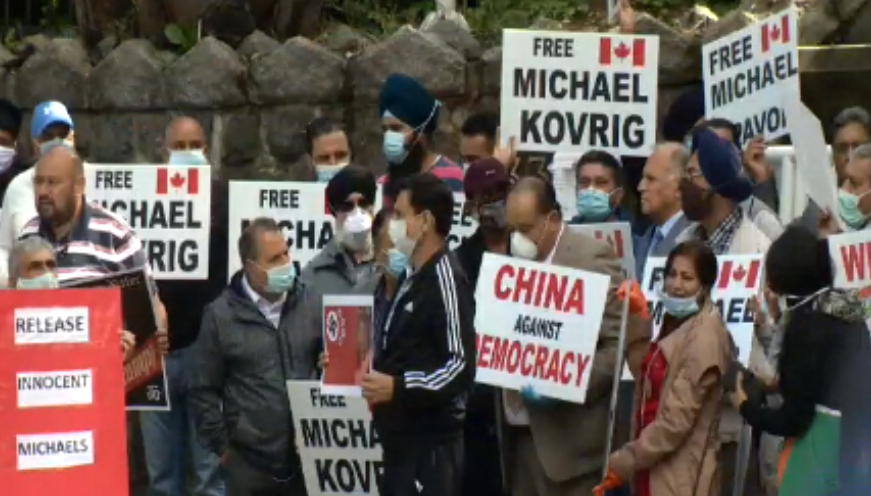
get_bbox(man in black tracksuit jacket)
[366,173,476,496]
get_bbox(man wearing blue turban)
[378,73,464,205]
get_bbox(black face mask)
[680,179,714,221]
[478,200,508,232]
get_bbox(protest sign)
[500,30,659,157]
[322,295,374,396]
[702,9,800,142]
[829,231,871,290]
[0,288,128,496]
[85,164,212,280]
[641,255,763,364]
[474,253,610,403]
[65,268,169,411]
[287,381,382,495]
[449,192,478,250]
[567,223,636,280]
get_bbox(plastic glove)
[616,280,650,319]
[519,384,559,410]
[592,469,623,496]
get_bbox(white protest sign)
[449,192,477,250]
[228,181,337,278]
[567,223,636,280]
[640,255,763,364]
[500,30,659,157]
[287,381,382,495]
[86,165,211,279]
[702,8,799,142]
[783,98,841,224]
[829,231,871,290]
[474,253,610,403]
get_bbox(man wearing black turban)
[377,73,465,206]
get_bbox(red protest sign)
[321,295,374,396]
[0,289,128,496]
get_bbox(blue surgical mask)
[386,248,408,277]
[39,138,73,155]
[839,189,870,229]
[16,272,60,290]
[264,263,296,294]
[383,131,409,165]
[576,188,615,222]
[168,149,209,166]
[316,163,348,182]
[657,286,700,318]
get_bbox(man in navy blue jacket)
[366,173,477,496]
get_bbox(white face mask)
[0,145,14,173]
[337,208,373,252]
[389,218,417,257]
[510,232,539,260]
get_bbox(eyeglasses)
[334,198,373,214]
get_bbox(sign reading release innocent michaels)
[500,30,659,157]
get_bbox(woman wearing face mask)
[732,226,871,496]
[597,240,732,496]
[836,143,871,231]
[306,117,352,182]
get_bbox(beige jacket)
[609,305,732,496]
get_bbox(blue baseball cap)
[31,100,73,138]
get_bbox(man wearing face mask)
[452,158,510,496]
[190,217,319,496]
[377,73,464,207]
[0,98,26,204]
[140,116,226,496]
[301,165,380,323]
[501,177,641,496]
[570,150,633,226]
[0,100,74,287]
[368,173,476,496]
[835,143,871,231]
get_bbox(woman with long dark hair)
[733,225,871,495]
[598,240,732,496]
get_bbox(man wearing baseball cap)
[0,100,75,287]
[453,157,511,496]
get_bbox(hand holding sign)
[617,280,649,319]
[361,370,394,405]
[121,330,136,362]
[617,0,635,33]
[742,136,772,183]
[493,127,518,172]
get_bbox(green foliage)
[164,23,199,54]
[39,0,75,37]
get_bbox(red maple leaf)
[170,172,186,189]
[770,24,780,41]
[733,264,747,282]
[614,42,631,60]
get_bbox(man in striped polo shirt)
[17,145,168,319]
[378,73,464,207]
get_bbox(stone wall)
[1,0,870,179]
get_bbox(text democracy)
[477,334,591,387]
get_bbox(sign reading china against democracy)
[86,164,212,279]
[474,253,610,403]
[500,30,659,157]
[287,382,382,495]
[567,222,636,280]
[641,255,763,364]
[1,289,127,496]
[702,9,800,142]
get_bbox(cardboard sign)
[322,295,374,396]
[829,231,871,290]
[0,288,128,496]
[500,30,659,157]
[702,8,800,142]
[64,268,169,411]
[85,165,212,280]
[449,193,478,250]
[473,253,611,403]
[287,381,382,496]
[567,222,636,280]
[641,255,763,364]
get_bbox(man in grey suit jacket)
[634,142,691,277]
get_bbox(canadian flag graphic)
[599,37,646,68]
[761,15,791,53]
[717,259,761,290]
[156,167,199,195]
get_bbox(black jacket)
[188,271,320,477]
[372,249,476,442]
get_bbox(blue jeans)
[140,348,224,496]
